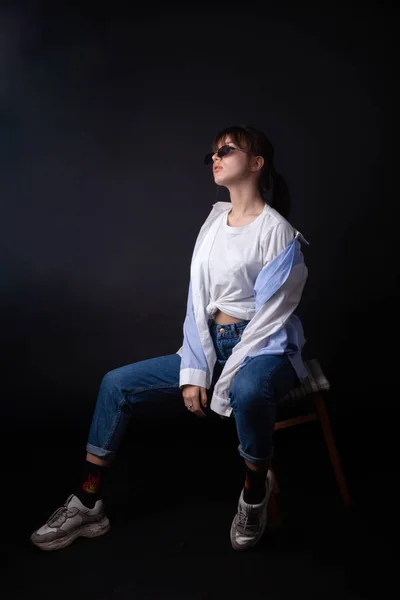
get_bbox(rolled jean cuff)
[237,444,274,466]
[86,442,116,461]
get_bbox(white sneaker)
[30,494,110,551]
[230,470,274,551]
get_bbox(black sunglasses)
[204,144,247,165]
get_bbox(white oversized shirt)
[176,201,308,417]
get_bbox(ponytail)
[259,168,291,220]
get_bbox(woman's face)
[212,136,258,187]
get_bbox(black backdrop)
[0,2,396,505]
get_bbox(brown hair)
[212,124,291,219]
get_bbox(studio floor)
[1,414,395,600]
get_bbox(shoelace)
[46,495,78,528]
[236,503,264,535]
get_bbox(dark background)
[1,1,396,598]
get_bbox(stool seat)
[281,358,330,402]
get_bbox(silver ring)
[187,405,194,410]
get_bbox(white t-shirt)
[206,203,267,321]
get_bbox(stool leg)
[268,468,282,526]
[268,492,282,526]
[314,393,352,507]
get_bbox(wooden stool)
[268,358,351,525]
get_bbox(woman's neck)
[228,184,264,217]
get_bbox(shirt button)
[219,328,225,333]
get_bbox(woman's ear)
[251,155,264,172]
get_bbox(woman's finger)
[191,390,206,418]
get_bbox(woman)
[30,124,308,552]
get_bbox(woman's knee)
[101,368,119,388]
[230,377,264,412]
[99,365,131,398]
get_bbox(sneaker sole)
[30,516,111,552]
[230,471,274,552]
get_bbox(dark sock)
[75,460,108,509]
[243,464,268,505]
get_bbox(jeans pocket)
[235,321,249,337]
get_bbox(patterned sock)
[243,464,268,505]
[75,460,108,509]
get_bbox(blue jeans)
[87,319,299,465]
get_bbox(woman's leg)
[85,353,183,462]
[229,353,299,551]
[30,353,184,551]
[73,353,185,508]
[229,353,299,470]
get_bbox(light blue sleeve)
[178,279,210,389]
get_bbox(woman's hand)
[181,384,208,417]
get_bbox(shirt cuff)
[210,392,233,418]
[179,368,208,389]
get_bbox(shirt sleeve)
[178,205,219,390]
[179,281,210,390]
[262,222,295,264]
